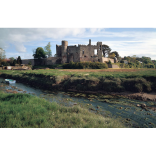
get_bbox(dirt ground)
[111,91,156,101]
[67,89,156,101]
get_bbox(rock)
[18,89,23,91]
[73,103,77,105]
[147,113,152,115]
[140,104,146,108]
[90,108,95,111]
[144,108,149,111]
[136,104,141,107]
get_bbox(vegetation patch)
[0,91,125,128]
[62,62,108,69]
[0,69,156,93]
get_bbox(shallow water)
[0,77,156,128]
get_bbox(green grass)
[1,68,156,78]
[0,69,156,92]
[0,91,125,128]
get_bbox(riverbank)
[0,91,125,128]
[67,89,156,101]
[1,76,156,128]
[0,69,156,101]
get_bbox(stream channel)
[0,77,156,128]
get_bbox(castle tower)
[97,42,102,62]
[61,40,68,63]
[89,39,91,45]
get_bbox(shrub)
[108,60,112,65]
[62,62,108,69]
[122,78,151,92]
[144,64,155,68]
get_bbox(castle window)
[94,49,97,55]
[83,50,84,54]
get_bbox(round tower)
[62,40,68,54]
[61,40,68,63]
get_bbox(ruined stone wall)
[56,45,62,57]
[22,59,35,66]
[102,57,114,63]
[46,57,62,65]
[97,42,102,62]
[79,45,99,62]
[108,64,119,68]
[56,39,115,64]
[67,46,80,62]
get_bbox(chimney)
[89,39,91,45]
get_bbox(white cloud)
[0,28,156,60]
[0,28,87,52]
[14,43,27,52]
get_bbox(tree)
[44,42,52,57]
[9,57,15,65]
[13,59,17,66]
[33,47,46,59]
[108,52,115,59]
[0,48,6,59]
[17,56,22,65]
[111,51,119,59]
[141,56,153,64]
[0,48,6,66]
[102,44,111,57]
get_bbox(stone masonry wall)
[22,59,35,66]
[102,57,114,63]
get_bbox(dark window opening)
[84,55,86,57]
[98,59,100,62]
[83,50,84,54]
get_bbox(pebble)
[136,104,141,107]
[141,104,146,108]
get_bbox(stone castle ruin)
[22,39,116,66]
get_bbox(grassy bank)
[0,91,125,128]
[0,69,156,93]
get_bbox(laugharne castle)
[22,39,117,66]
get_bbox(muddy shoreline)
[66,89,156,101]
[0,73,156,102]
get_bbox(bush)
[122,78,151,92]
[62,62,108,69]
[108,60,112,65]
[144,64,155,68]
